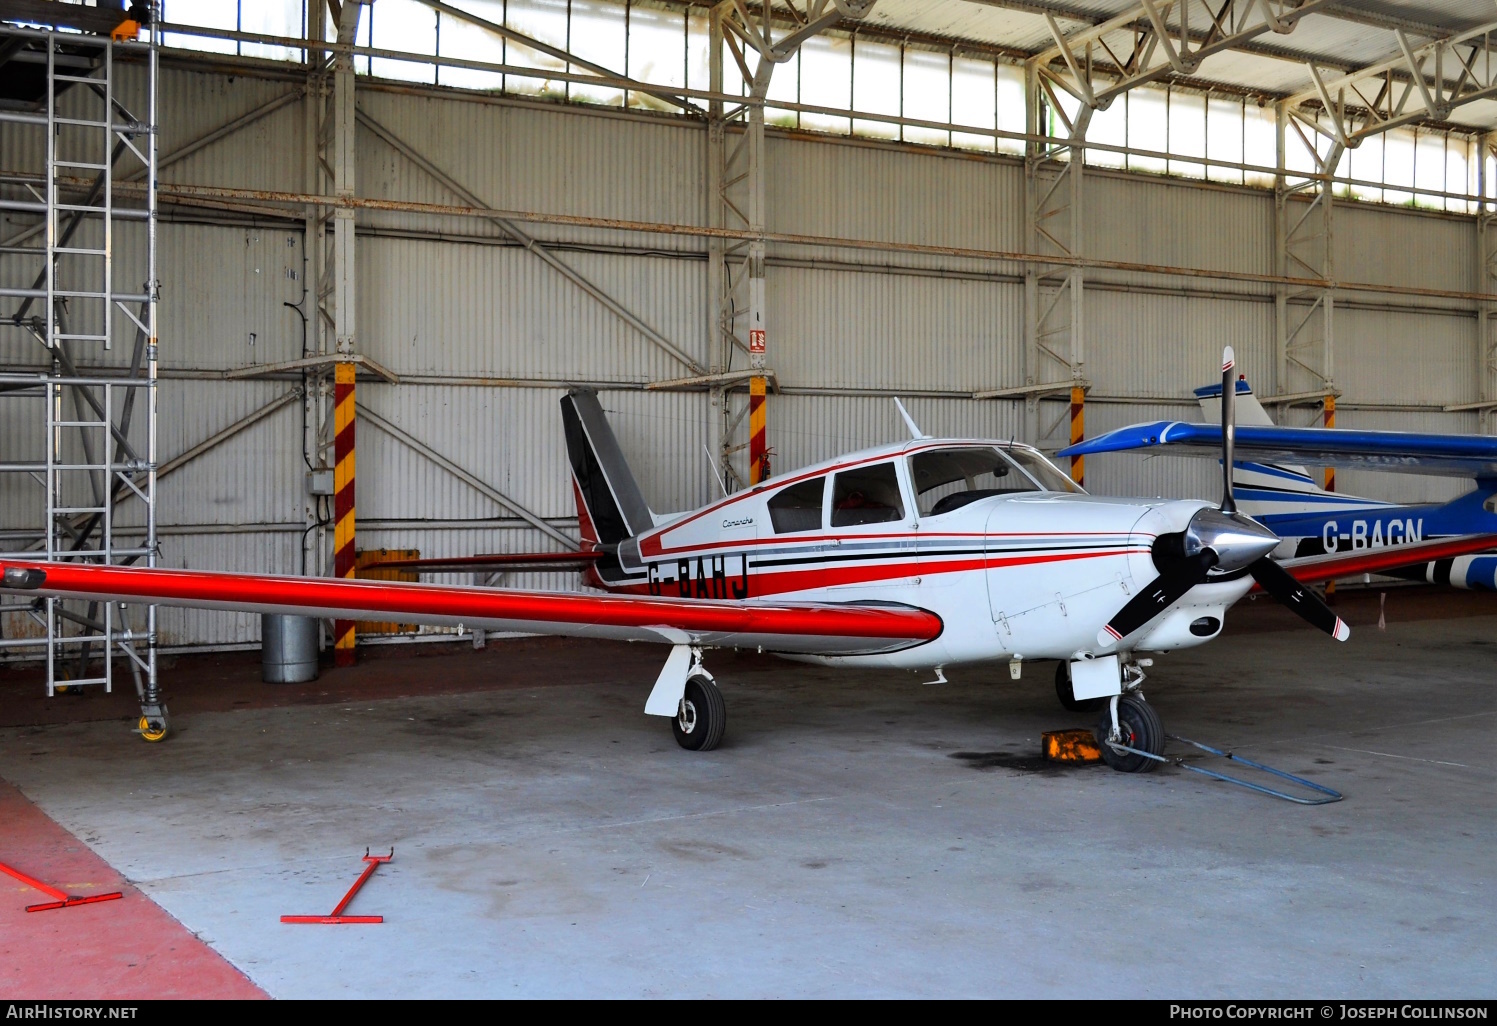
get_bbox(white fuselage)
[591,439,1253,670]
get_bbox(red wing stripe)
[1,560,942,641]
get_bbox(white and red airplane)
[4,349,1492,770]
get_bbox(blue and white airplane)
[1061,378,1497,591]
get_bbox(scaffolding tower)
[0,9,166,740]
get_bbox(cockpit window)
[910,447,1037,517]
[1005,447,1083,494]
[830,462,906,527]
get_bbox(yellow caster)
[138,715,168,742]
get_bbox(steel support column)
[318,0,367,665]
[1022,60,1090,447]
[708,0,876,489]
[1274,102,1342,406]
[1479,134,1497,435]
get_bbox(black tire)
[1096,694,1164,773]
[1055,661,1106,712]
[671,675,726,751]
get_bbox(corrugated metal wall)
[2,66,1486,648]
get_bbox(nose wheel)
[672,675,726,751]
[1096,693,1163,773]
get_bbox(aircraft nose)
[1184,507,1279,573]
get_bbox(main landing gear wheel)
[672,675,726,752]
[1054,662,1105,713]
[1096,694,1163,773]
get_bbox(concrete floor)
[1,593,1494,998]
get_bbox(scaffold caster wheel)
[138,713,169,743]
[1096,694,1163,774]
[672,675,725,752]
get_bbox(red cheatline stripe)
[611,548,1142,599]
[1257,533,1497,589]
[641,528,1144,559]
[4,560,944,641]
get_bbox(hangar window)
[767,476,826,534]
[830,463,906,527]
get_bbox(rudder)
[560,388,653,547]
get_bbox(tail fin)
[560,388,653,547]
[1194,375,1384,525]
[1194,374,1277,428]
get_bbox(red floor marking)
[0,779,267,1000]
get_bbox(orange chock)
[1042,729,1102,763]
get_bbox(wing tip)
[1333,618,1350,641]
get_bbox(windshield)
[910,446,1082,517]
[909,447,1036,517]
[1004,447,1083,494]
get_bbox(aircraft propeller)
[1097,347,1349,648]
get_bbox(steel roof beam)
[1034,0,1335,111]
[1286,19,1497,146]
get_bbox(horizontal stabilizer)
[1061,422,1497,479]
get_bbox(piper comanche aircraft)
[1063,375,1497,591]
[4,350,1490,771]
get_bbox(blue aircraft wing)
[1060,422,1497,479]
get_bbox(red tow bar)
[281,848,392,924]
[0,859,124,913]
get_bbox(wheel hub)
[677,698,698,734]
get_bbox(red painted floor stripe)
[0,779,267,1000]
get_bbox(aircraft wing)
[1060,422,1497,478]
[0,560,941,657]
[1265,533,1497,588]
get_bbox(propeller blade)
[1249,556,1351,641]
[1220,346,1237,515]
[1097,552,1217,647]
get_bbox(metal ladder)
[0,17,161,726]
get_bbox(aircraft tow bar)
[281,848,393,924]
[1106,735,1344,805]
[0,858,124,912]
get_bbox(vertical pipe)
[334,360,357,666]
[1273,102,1288,397]
[707,11,725,490]
[1069,385,1085,487]
[142,15,161,713]
[1322,394,1336,492]
[1323,392,1336,601]
[1479,134,1493,436]
[1022,61,1039,444]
